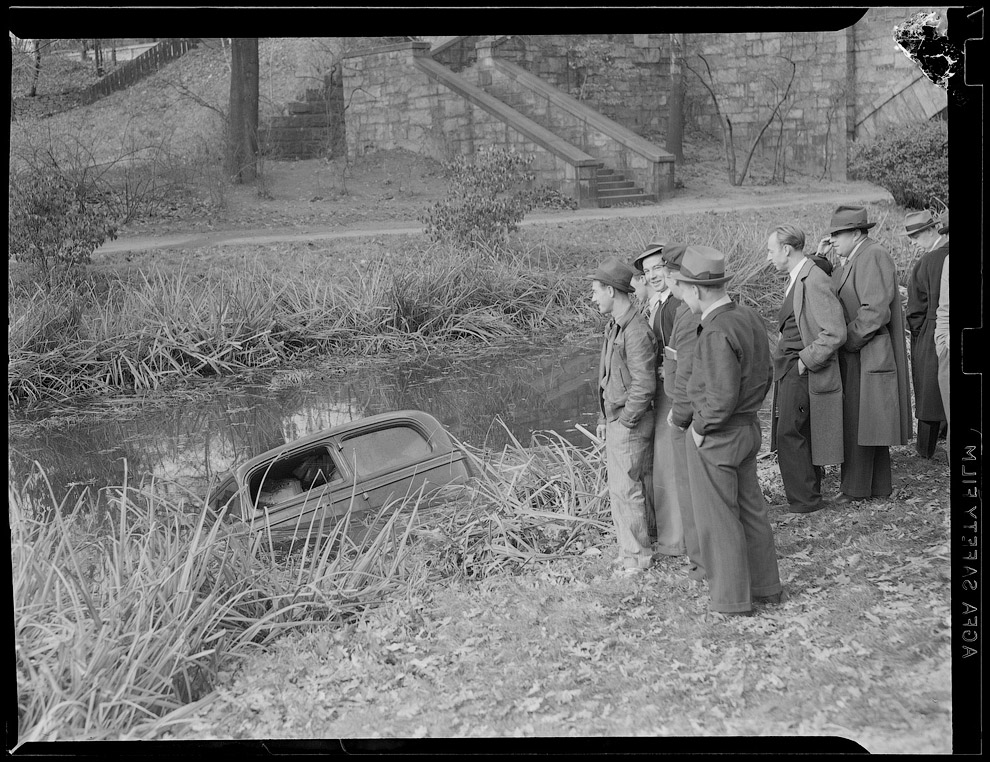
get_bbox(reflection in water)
[9,339,606,506]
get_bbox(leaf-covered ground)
[165,445,950,752]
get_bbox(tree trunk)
[227,38,259,184]
[29,39,41,97]
[665,34,685,163]
[93,39,104,77]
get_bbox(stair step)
[597,180,635,191]
[598,193,656,207]
[598,186,645,197]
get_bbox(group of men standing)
[589,204,949,620]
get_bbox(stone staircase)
[595,167,655,207]
[261,81,343,160]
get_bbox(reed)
[8,246,588,405]
[12,426,614,742]
[11,465,425,744]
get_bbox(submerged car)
[208,410,472,539]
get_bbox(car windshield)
[338,425,433,478]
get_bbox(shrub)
[849,118,948,210]
[8,169,118,289]
[420,146,537,249]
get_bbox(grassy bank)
[11,429,951,748]
[8,200,915,406]
[10,432,612,744]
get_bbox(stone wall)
[342,42,588,199]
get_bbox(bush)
[8,169,118,289]
[421,146,537,249]
[849,118,948,210]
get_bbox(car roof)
[233,409,453,480]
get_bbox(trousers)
[775,365,824,510]
[605,415,654,564]
[686,420,781,613]
[937,343,950,458]
[670,424,705,579]
[645,388,685,555]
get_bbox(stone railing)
[476,42,675,200]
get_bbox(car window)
[249,446,343,508]
[338,425,433,478]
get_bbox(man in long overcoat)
[767,224,846,513]
[902,210,950,459]
[818,206,911,503]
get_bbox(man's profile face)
[591,280,615,315]
[766,232,790,272]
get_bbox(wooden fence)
[79,38,200,106]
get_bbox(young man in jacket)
[590,256,657,574]
[767,224,846,513]
[632,241,685,559]
[675,246,782,617]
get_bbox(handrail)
[412,55,601,168]
[489,57,674,165]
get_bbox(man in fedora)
[675,246,781,617]
[767,224,846,514]
[661,244,706,583]
[589,256,657,574]
[933,216,950,455]
[903,210,950,459]
[632,241,685,558]
[817,205,911,503]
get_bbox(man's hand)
[691,427,704,448]
[816,236,833,256]
[667,408,686,432]
[798,358,807,375]
[596,423,607,441]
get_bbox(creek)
[8,337,606,509]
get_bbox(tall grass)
[11,466,426,745]
[12,428,611,742]
[8,245,586,405]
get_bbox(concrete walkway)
[96,185,894,255]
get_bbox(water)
[8,338,606,507]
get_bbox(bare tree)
[29,39,42,97]
[227,38,259,183]
[686,51,796,186]
[665,33,685,163]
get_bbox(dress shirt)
[701,294,732,323]
[785,257,806,297]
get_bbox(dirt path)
[97,185,893,255]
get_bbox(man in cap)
[933,217,950,455]
[816,205,911,503]
[675,246,781,617]
[590,256,657,574]
[903,210,950,459]
[766,224,846,514]
[632,241,685,558]
[660,244,706,583]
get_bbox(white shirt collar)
[930,235,947,251]
[701,294,733,322]
[786,256,807,295]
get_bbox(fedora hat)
[829,205,876,235]
[588,256,636,293]
[632,241,666,272]
[672,245,733,287]
[898,210,938,237]
[660,243,688,271]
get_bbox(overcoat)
[906,242,949,421]
[771,258,846,464]
[833,237,912,446]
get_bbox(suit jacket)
[648,292,680,388]
[666,302,701,429]
[598,305,657,428]
[833,237,912,445]
[687,300,773,437]
[906,242,949,421]
[771,258,846,464]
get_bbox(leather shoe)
[773,501,825,514]
[833,493,863,505]
[707,608,753,622]
[755,590,784,605]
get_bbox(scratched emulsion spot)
[893,10,962,90]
